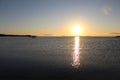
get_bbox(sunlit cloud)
[100,5,112,15]
[110,32,120,34]
[41,34,54,36]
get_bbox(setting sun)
[73,25,82,36]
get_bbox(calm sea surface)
[0,37,120,80]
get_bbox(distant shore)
[0,34,37,38]
[0,34,120,38]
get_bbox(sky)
[0,0,120,36]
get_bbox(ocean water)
[0,37,120,80]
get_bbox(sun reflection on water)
[72,36,80,68]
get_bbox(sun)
[73,25,82,36]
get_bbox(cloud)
[100,5,112,15]
[42,34,54,36]
[110,32,120,34]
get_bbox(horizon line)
[0,33,119,37]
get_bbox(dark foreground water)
[0,37,120,80]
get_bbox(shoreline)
[0,34,37,38]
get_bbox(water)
[0,37,120,80]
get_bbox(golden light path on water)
[72,36,80,68]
